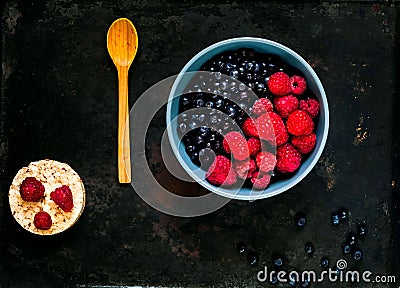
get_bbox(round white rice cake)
[9,159,85,235]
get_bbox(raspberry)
[206,155,237,186]
[299,99,320,118]
[34,211,52,230]
[247,137,261,157]
[251,172,271,190]
[292,133,317,154]
[242,118,259,137]
[267,72,291,96]
[50,185,74,212]
[234,158,257,179]
[223,131,249,161]
[19,177,45,202]
[256,151,277,172]
[256,112,289,146]
[276,143,302,173]
[290,75,307,95]
[286,110,314,136]
[274,95,299,118]
[252,98,273,116]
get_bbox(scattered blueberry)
[236,241,247,255]
[247,251,259,267]
[338,207,349,222]
[305,242,315,256]
[357,222,368,238]
[300,279,311,287]
[342,242,352,255]
[346,232,358,247]
[352,248,363,262]
[320,257,330,269]
[331,212,341,226]
[269,275,278,285]
[295,212,307,228]
[273,254,284,268]
[288,273,298,287]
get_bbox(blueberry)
[331,212,341,226]
[194,135,206,148]
[357,223,368,238]
[273,254,284,268]
[346,232,358,246]
[300,279,311,287]
[342,242,352,255]
[236,241,246,255]
[338,207,349,222]
[352,248,363,261]
[288,273,298,286]
[215,98,225,109]
[305,242,315,256]
[269,275,278,285]
[185,145,197,154]
[189,151,200,165]
[198,127,211,138]
[295,212,307,228]
[205,101,215,108]
[225,104,238,118]
[247,251,259,267]
[320,257,330,269]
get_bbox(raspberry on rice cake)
[9,159,85,235]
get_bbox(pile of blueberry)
[177,48,312,174]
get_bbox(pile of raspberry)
[19,177,74,230]
[206,71,320,189]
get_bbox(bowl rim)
[166,36,329,200]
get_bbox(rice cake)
[9,159,85,235]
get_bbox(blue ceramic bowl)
[166,37,329,200]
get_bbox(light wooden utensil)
[107,18,138,183]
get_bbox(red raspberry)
[286,110,314,136]
[250,172,271,190]
[242,118,259,137]
[255,151,277,173]
[19,177,45,202]
[299,99,320,118]
[267,72,291,96]
[50,185,74,212]
[34,211,52,230]
[292,133,317,154]
[234,158,257,179]
[206,155,237,186]
[223,131,249,161]
[252,98,273,116]
[276,143,302,173]
[290,75,307,95]
[247,137,261,157]
[256,112,289,146]
[274,95,299,118]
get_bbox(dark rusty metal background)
[1,1,400,287]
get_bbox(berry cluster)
[177,48,320,189]
[19,177,74,230]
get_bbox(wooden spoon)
[107,18,138,183]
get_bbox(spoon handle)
[117,66,131,183]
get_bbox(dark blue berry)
[273,254,284,268]
[346,232,358,246]
[331,212,341,226]
[300,279,311,287]
[342,242,352,255]
[247,251,259,267]
[185,145,197,154]
[357,223,368,238]
[295,212,307,228]
[352,248,363,261]
[320,257,330,269]
[236,241,246,255]
[269,275,278,285]
[338,207,349,222]
[189,151,200,165]
[305,242,315,256]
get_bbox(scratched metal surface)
[1,1,399,287]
